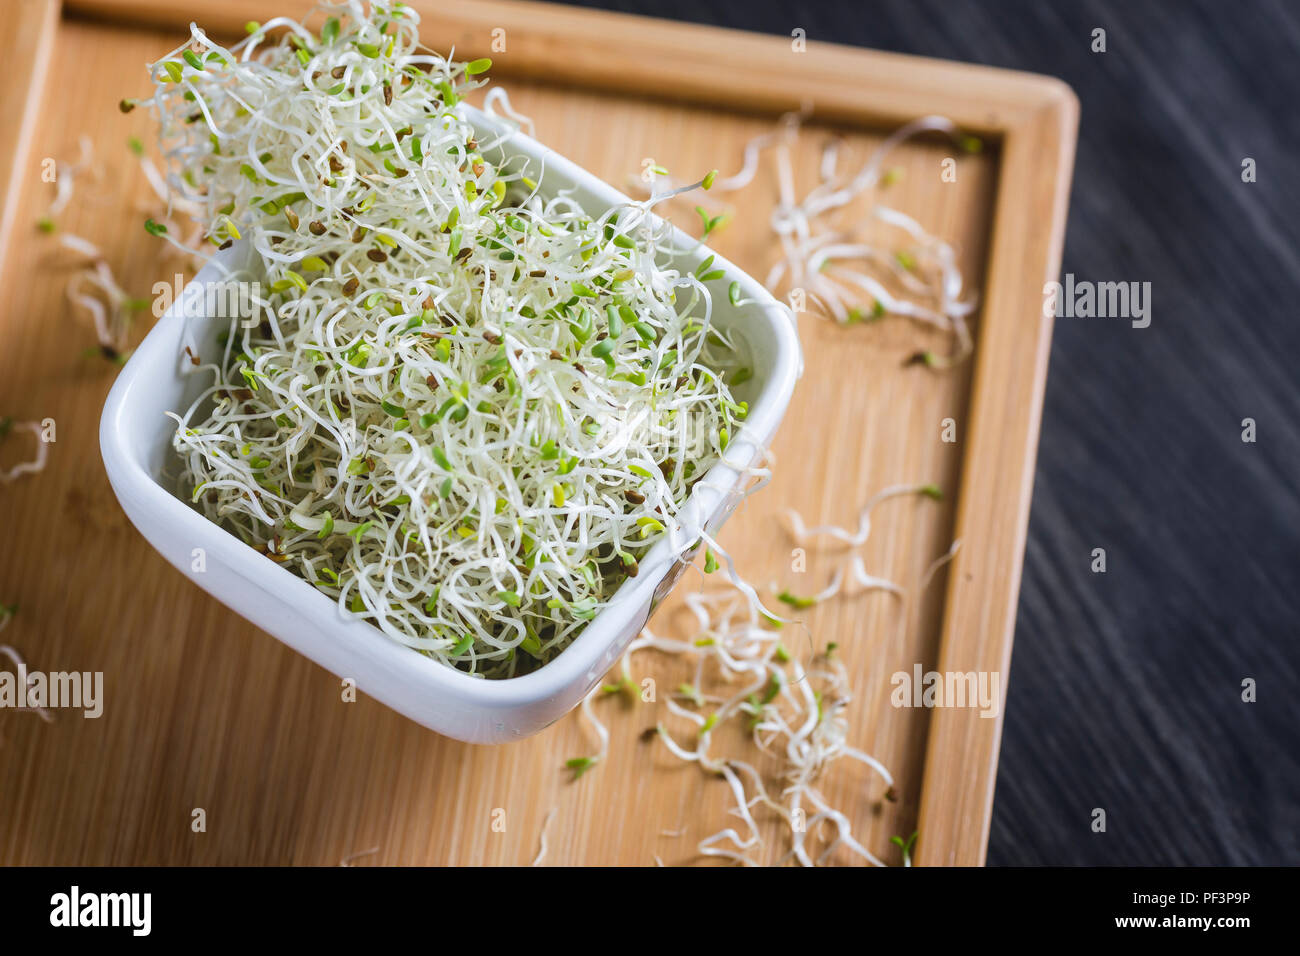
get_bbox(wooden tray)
[0,0,1076,865]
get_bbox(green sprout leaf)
[890,830,919,866]
[777,590,816,609]
[566,756,597,779]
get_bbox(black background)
[560,0,1300,864]
[0,866,1270,939]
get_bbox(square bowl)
[99,106,801,743]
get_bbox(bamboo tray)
[0,0,1076,865]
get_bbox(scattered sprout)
[0,420,50,484]
[777,589,816,609]
[627,567,895,866]
[565,756,597,779]
[0,636,55,723]
[787,482,943,547]
[890,830,919,867]
[530,807,558,866]
[670,112,979,366]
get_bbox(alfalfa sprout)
[132,0,750,677]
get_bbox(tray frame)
[2,0,1078,866]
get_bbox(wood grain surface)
[0,1,59,271]
[0,1,1075,865]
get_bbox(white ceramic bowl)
[100,107,800,743]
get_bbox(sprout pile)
[572,482,957,866]
[639,583,897,867]
[135,1,747,677]
[634,111,980,368]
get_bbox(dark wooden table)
[567,0,1300,865]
